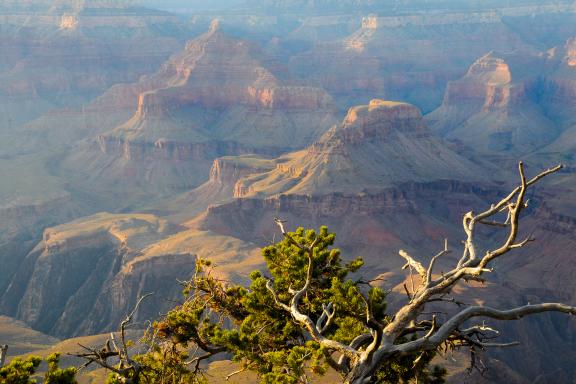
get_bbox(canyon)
[1,1,576,383]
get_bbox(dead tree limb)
[72,293,153,383]
[267,163,576,384]
[0,344,7,368]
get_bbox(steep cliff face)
[0,211,263,337]
[0,152,88,302]
[57,24,337,206]
[0,3,186,135]
[233,100,489,197]
[427,51,560,155]
[289,10,531,112]
[0,213,188,337]
[0,194,82,306]
[57,252,198,336]
[159,155,277,220]
[191,183,510,359]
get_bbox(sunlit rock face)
[0,1,186,130]
[426,51,562,155]
[56,24,337,205]
[0,213,191,337]
[229,99,486,198]
[0,212,261,337]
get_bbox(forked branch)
[72,293,153,383]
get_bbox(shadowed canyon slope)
[0,1,187,132]
[287,3,576,112]
[1,1,576,383]
[49,23,338,205]
[0,212,261,337]
[428,37,576,159]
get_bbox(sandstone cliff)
[0,213,178,335]
[233,100,489,197]
[289,10,530,112]
[0,212,262,337]
[160,155,277,220]
[56,24,337,206]
[427,51,560,155]
[0,3,186,137]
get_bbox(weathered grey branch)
[120,293,153,363]
[426,239,450,285]
[384,163,563,341]
[342,164,572,383]
[316,302,336,334]
[268,165,572,384]
[0,344,7,368]
[399,249,426,278]
[395,303,576,355]
[73,293,154,384]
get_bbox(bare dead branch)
[426,239,450,285]
[0,344,8,368]
[225,364,252,381]
[399,250,427,278]
[478,220,509,228]
[397,303,576,355]
[374,164,565,363]
[316,302,337,334]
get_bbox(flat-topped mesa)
[428,50,559,155]
[328,99,427,145]
[309,99,429,153]
[443,53,529,111]
[231,99,485,198]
